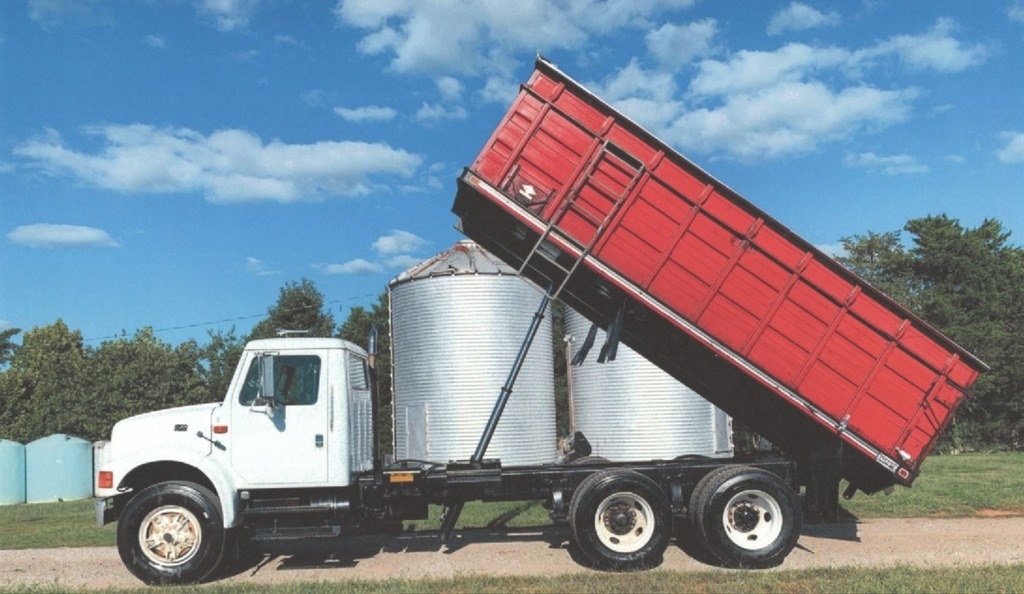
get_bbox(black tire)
[690,466,801,569]
[116,481,226,585]
[568,469,672,570]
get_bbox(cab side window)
[239,355,322,406]
[348,353,369,391]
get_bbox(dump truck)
[93,57,987,585]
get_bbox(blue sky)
[1,0,1022,347]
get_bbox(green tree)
[82,328,208,441]
[201,327,245,401]
[903,216,1024,448]
[249,278,336,340]
[0,327,21,367]
[338,292,392,456]
[0,320,87,442]
[840,216,1024,449]
[838,230,920,311]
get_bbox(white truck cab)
[93,337,375,584]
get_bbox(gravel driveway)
[3,517,1023,590]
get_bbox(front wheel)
[568,469,672,570]
[116,481,226,585]
[690,466,801,569]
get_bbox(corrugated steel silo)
[566,309,732,461]
[0,439,26,505]
[26,434,92,503]
[389,241,555,466]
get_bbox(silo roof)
[389,240,516,286]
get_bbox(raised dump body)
[453,57,987,494]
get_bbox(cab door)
[229,352,330,486]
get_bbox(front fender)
[96,449,243,528]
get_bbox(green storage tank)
[0,439,26,505]
[25,434,92,503]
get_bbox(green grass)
[0,498,116,549]
[839,452,1024,519]
[5,565,1024,594]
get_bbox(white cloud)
[590,59,682,133]
[318,259,384,275]
[14,125,422,204]
[478,76,518,104]
[334,105,398,123]
[844,152,929,176]
[7,224,119,248]
[995,132,1024,163]
[317,230,427,275]
[197,0,259,32]
[645,19,718,69]
[602,18,987,161]
[689,43,853,97]
[670,82,917,160]
[415,102,468,122]
[1011,4,1024,22]
[334,0,696,75]
[27,0,112,28]
[689,20,986,98]
[335,7,985,166]
[436,76,463,101]
[245,257,280,276]
[767,2,840,36]
[231,49,261,63]
[372,230,426,256]
[386,254,424,269]
[865,18,990,73]
[302,90,328,107]
[598,59,678,103]
[144,34,166,49]
[274,35,308,49]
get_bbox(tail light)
[98,471,114,489]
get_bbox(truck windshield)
[239,355,322,406]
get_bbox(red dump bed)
[453,57,987,492]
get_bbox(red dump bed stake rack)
[454,57,987,493]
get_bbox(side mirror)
[255,353,279,408]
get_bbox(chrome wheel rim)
[722,489,783,551]
[593,492,654,553]
[137,505,202,567]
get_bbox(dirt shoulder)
[2,517,1023,590]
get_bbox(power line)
[83,293,379,343]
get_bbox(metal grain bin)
[25,434,92,503]
[566,309,732,461]
[0,439,26,505]
[389,241,556,466]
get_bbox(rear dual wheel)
[689,466,801,569]
[569,469,672,570]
